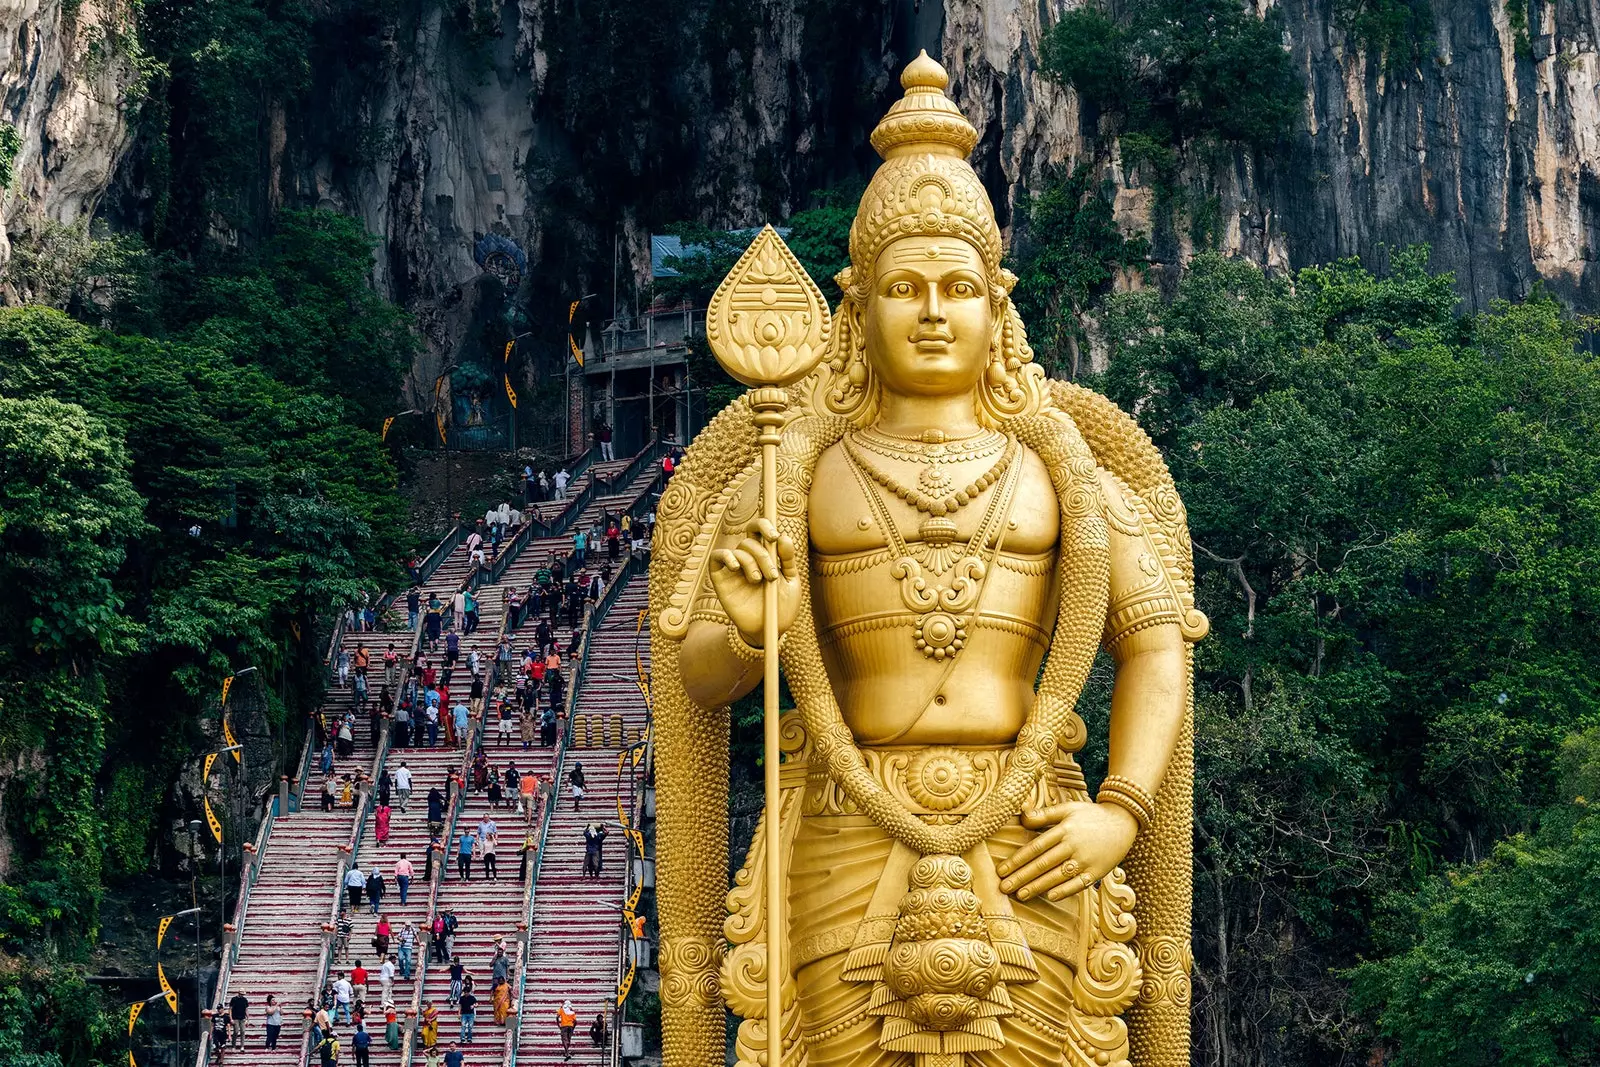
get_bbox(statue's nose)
[921,286,945,323]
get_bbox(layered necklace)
[842,427,1022,660]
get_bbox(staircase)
[517,577,651,1067]
[209,620,392,1065]
[205,441,664,1067]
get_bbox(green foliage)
[0,964,119,1067]
[1350,771,1600,1064]
[1334,0,1434,70]
[1040,0,1301,165]
[1093,247,1600,1060]
[135,0,313,235]
[0,211,410,1003]
[0,123,21,189]
[1009,164,1149,378]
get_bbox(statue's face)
[864,234,993,399]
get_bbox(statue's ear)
[996,267,1018,296]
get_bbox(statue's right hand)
[709,518,800,646]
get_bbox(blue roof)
[650,228,791,279]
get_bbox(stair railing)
[505,557,642,1067]
[398,604,503,1067]
[295,611,425,1067]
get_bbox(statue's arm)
[680,616,764,708]
[999,468,1189,903]
[1100,467,1187,798]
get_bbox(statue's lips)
[912,334,956,352]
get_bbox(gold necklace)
[843,444,1022,660]
[842,435,1017,517]
[853,427,1005,462]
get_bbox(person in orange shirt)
[557,1000,577,1060]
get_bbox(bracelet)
[1096,775,1157,831]
[726,625,765,663]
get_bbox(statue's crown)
[850,52,1003,283]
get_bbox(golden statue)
[649,52,1208,1067]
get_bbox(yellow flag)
[158,962,178,1013]
[436,413,448,445]
[504,375,518,409]
[157,915,174,948]
[222,718,240,762]
[204,796,223,843]
[220,675,234,707]
[503,340,514,364]
[128,1000,144,1036]
[381,416,395,442]
[290,621,302,642]
[568,300,584,366]
[129,1053,137,1067]
[204,752,217,781]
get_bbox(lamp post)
[186,820,203,1053]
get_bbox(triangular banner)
[128,999,144,1036]
[381,416,395,442]
[157,915,173,948]
[204,795,223,844]
[504,375,518,410]
[158,962,178,1013]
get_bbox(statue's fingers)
[731,549,763,584]
[996,829,1060,877]
[1045,874,1094,902]
[775,534,799,580]
[999,842,1071,894]
[1020,804,1073,830]
[752,517,779,543]
[735,538,779,581]
[711,549,740,574]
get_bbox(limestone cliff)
[0,0,139,276]
[8,0,1600,372]
[945,0,1600,311]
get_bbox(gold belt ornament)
[805,746,1056,822]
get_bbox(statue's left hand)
[996,801,1139,903]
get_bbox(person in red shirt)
[351,960,369,993]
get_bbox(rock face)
[8,0,1600,370]
[947,0,1600,311]
[0,0,140,275]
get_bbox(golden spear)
[704,225,831,1066]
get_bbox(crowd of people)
[217,452,666,1065]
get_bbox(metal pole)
[187,827,202,1055]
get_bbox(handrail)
[418,524,472,588]
[599,438,667,498]
[193,787,277,1067]
[506,556,643,1067]
[397,604,505,1067]
[566,444,601,486]
[293,612,425,1067]
[544,442,659,538]
[485,516,539,586]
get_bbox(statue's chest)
[807,445,1060,557]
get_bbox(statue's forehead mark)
[889,240,978,265]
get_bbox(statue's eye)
[887,281,916,298]
[947,281,977,298]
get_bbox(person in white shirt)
[333,973,354,1023]
[553,469,570,498]
[451,590,467,630]
[344,866,365,910]
[393,762,413,811]
[379,957,396,1003]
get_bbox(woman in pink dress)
[375,803,392,844]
